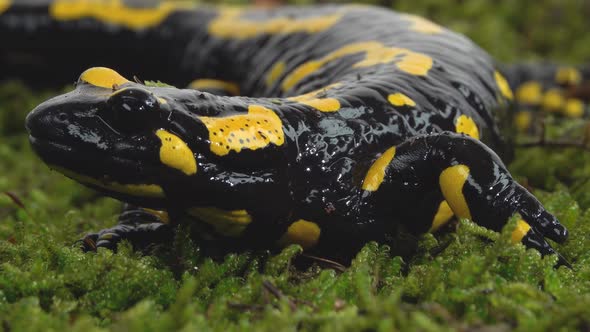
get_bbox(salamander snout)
[25,93,74,142]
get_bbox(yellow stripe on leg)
[278,219,321,250]
[187,207,252,237]
[429,200,454,232]
[439,164,472,220]
[511,219,531,244]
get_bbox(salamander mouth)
[28,134,156,181]
[28,134,167,205]
[28,135,72,156]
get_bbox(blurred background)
[225,0,590,63]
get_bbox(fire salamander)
[0,1,571,261]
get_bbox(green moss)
[2,0,590,330]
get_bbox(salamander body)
[0,1,570,259]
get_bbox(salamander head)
[25,67,207,207]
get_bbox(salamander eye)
[107,88,162,133]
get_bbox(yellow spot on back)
[266,62,286,87]
[278,219,321,250]
[514,111,533,132]
[511,219,531,244]
[282,41,433,91]
[288,84,341,112]
[494,71,513,100]
[198,105,284,156]
[53,166,164,198]
[50,0,192,30]
[439,164,472,220]
[401,14,443,34]
[0,0,10,14]
[299,98,341,112]
[362,146,396,192]
[396,52,433,76]
[430,200,454,232]
[79,67,129,89]
[515,81,542,105]
[556,67,581,86]
[388,93,416,107]
[283,61,322,91]
[564,98,585,118]
[189,79,240,95]
[156,130,197,175]
[208,8,342,39]
[542,89,564,112]
[188,207,252,237]
[142,208,170,224]
[455,115,480,139]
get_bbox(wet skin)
[0,1,569,260]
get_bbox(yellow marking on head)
[266,62,286,87]
[494,71,513,100]
[288,84,342,112]
[187,207,252,237]
[388,93,416,107]
[515,81,542,105]
[198,105,284,156]
[542,89,564,112]
[189,79,240,96]
[439,164,472,220]
[362,147,396,192]
[401,14,443,34]
[514,111,533,132]
[79,67,129,89]
[556,66,581,86]
[429,200,454,232]
[0,0,10,14]
[50,0,193,30]
[282,41,433,91]
[142,208,170,224]
[53,166,164,198]
[156,130,197,175]
[278,219,321,250]
[564,98,584,118]
[208,8,342,39]
[455,114,480,139]
[511,219,531,244]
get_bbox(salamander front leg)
[360,132,568,260]
[78,204,173,252]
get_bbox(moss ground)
[2,1,590,331]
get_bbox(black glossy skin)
[1,1,569,259]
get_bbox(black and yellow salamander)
[0,1,572,260]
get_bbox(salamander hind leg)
[360,132,568,259]
[78,204,173,252]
